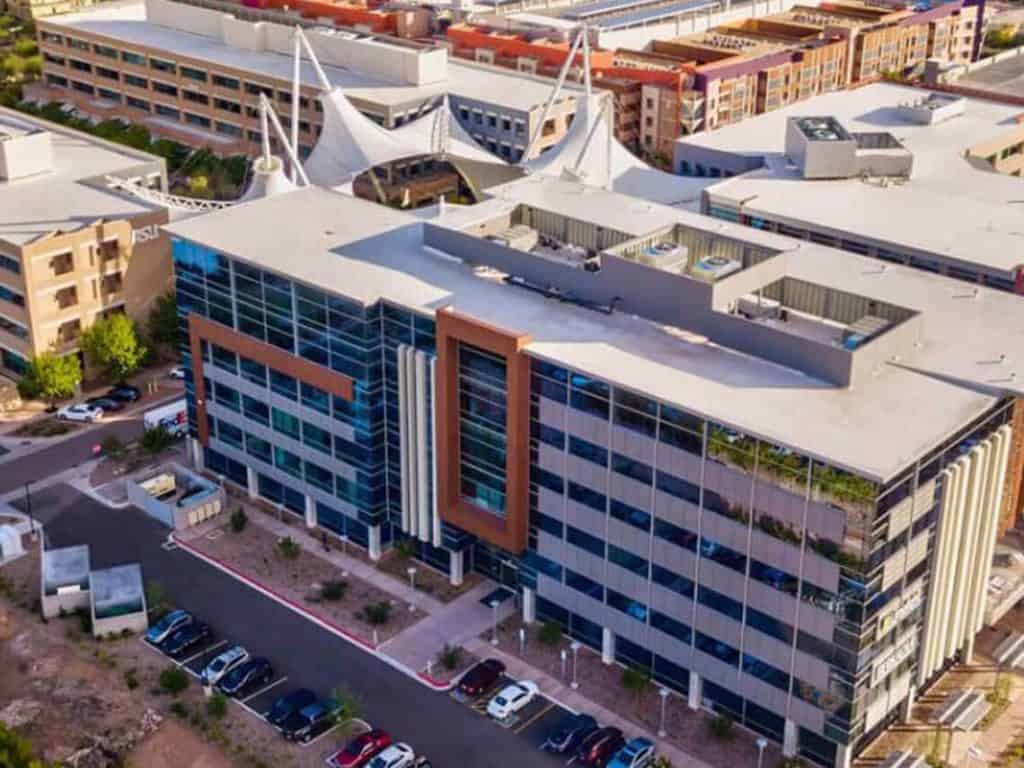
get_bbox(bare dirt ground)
[0,535,361,768]
[491,615,783,768]
[189,521,424,644]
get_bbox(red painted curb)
[418,672,455,691]
[173,534,377,651]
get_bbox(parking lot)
[448,671,583,764]
[31,485,587,768]
[140,621,357,753]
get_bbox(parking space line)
[514,700,555,735]
[236,696,269,722]
[241,676,288,704]
[180,639,227,667]
[299,721,341,749]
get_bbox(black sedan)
[279,700,338,743]
[541,712,598,754]
[266,688,317,728]
[85,396,125,413]
[161,622,212,658]
[106,385,141,403]
[216,657,273,697]
[455,658,506,699]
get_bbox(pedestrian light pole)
[490,599,500,645]
[658,687,670,738]
[756,737,768,768]
[570,641,581,690]
[407,567,417,611]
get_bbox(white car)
[200,645,249,687]
[168,365,186,380]
[486,680,539,720]
[367,743,415,768]
[57,403,103,422]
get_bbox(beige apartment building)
[630,0,980,156]
[31,0,578,163]
[0,107,170,380]
[3,0,106,21]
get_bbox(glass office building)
[167,181,1022,768]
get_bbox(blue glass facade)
[172,234,1015,768]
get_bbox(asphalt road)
[26,484,568,768]
[0,417,147,494]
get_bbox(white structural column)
[601,627,615,665]
[397,344,441,547]
[522,586,536,624]
[188,436,203,470]
[368,525,382,561]
[449,549,464,587]
[783,719,798,758]
[304,494,316,529]
[918,426,1012,685]
[687,672,702,710]
[246,466,257,499]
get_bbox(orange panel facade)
[434,308,532,554]
[188,313,354,447]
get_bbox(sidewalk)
[465,636,714,768]
[380,580,516,675]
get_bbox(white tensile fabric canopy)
[524,94,708,209]
[304,87,423,188]
[392,97,502,165]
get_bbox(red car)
[327,729,393,768]
[456,658,506,698]
[576,727,626,767]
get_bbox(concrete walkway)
[380,580,516,675]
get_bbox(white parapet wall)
[145,0,448,85]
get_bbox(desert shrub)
[159,666,189,695]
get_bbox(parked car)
[168,365,186,380]
[57,403,102,422]
[541,712,598,754]
[486,680,539,720]
[455,658,505,699]
[279,700,338,743]
[327,728,393,768]
[106,385,141,403]
[265,688,317,728]
[161,622,211,658]
[145,609,192,645]
[576,727,626,767]
[217,657,273,697]
[366,743,415,768]
[608,737,655,768]
[200,645,249,687]
[85,396,125,413]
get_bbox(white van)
[144,398,187,437]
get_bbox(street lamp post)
[560,649,568,682]
[340,534,350,578]
[519,627,526,656]
[570,641,581,690]
[756,737,768,768]
[490,599,500,646]
[658,687,670,738]
[407,567,417,611]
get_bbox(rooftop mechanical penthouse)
[165,175,1024,768]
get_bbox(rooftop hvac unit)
[691,255,742,281]
[738,294,781,320]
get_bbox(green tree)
[2,54,25,79]
[147,291,179,351]
[22,55,40,79]
[330,685,363,724]
[17,352,80,407]
[122,124,151,151]
[159,666,189,695]
[538,620,562,646]
[0,723,51,767]
[12,39,37,56]
[81,314,147,383]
